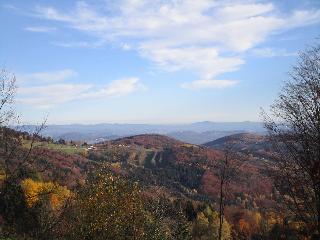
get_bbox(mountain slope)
[88,134,274,209]
[2,129,275,220]
[203,133,274,159]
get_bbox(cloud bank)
[31,0,320,88]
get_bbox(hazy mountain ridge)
[21,121,266,144]
[203,133,274,162]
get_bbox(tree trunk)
[316,187,320,235]
[218,176,224,240]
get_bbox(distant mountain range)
[21,121,266,144]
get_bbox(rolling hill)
[1,128,279,239]
[203,133,274,161]
[88,134,274,209]
[1,130,274,208]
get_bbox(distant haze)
[22,121,266,144]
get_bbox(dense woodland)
[0,44,319,239]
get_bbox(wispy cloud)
[18,83,92,109]
[80,77,146,99]
[30,1,320,88]
[2,3,20,12]
[251,48,298,58]
[121,43,131,51]
[17,70,145,108]
[51,40,106,48]
[18,69,77,83]
[24,26,57,33]
[139,46,244,79]
[181,79,238,90]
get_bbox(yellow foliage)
[266,212,281,226]
[21,178,46,207]
[192,209,232,240]
[252,212,262,225]
[49,184,71,210]
[289,220,305,230]
[197,212,209,226]
[21,178,71,210]
[111,162,121,169]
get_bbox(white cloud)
[121,43,131,51]
[251,48,297,58]
[139,45,244,79]
[101,77,146,97]
[215,3,275,21]
[285,10,320,29]
[182,79,238,90]
[18,69,77,83]
[31,1,320,87]
[80,77,145,99]
[17,71,144,108]
[24,26,56,33]
[51,39,106,48]
[18,83,92,108]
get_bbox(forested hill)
[107,134,184,148]
[0,128,295,239]
[203,133,274,161]
[90,133,274,208]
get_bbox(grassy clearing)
[22,140,87,155]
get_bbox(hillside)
[88,134,274,209]
[0,128,283,239]
[108,134,183,148]
[204,133,274,161]
[1,130,274,206]
[167,130,246,144]
[0,128,96,188]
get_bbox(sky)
[1,0,320,124]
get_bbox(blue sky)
[1,0,320,124]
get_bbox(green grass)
[22,140,87,155]
[43,143,87,155]
[181,143,196,148]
